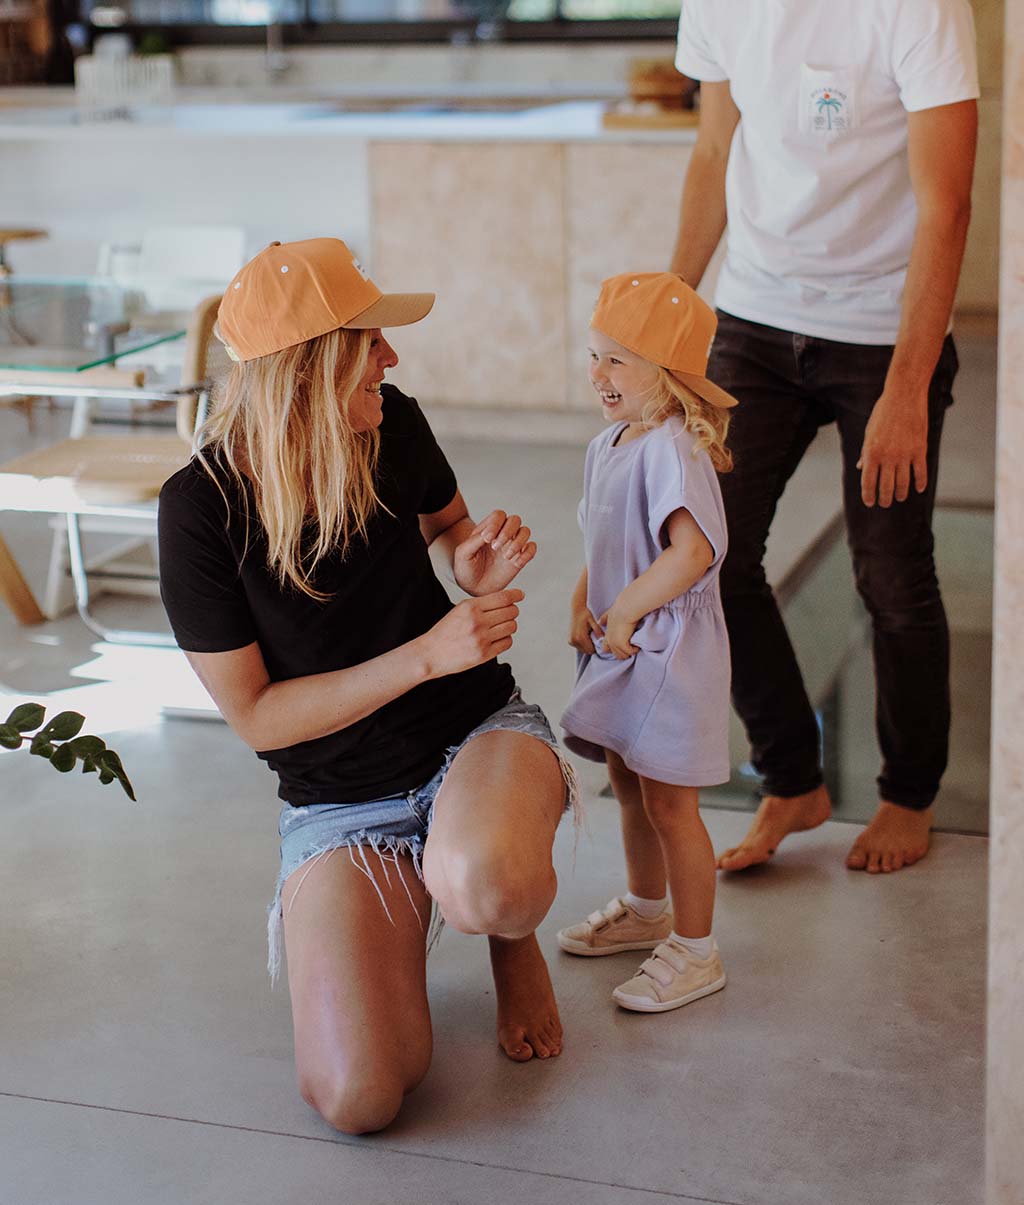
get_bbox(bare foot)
[846,801,932,874]
[489,934,563,1062]
[717,786,832,872]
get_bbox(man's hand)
[857,387,929,508]
[453,510,536,597]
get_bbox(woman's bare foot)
[489,934,563,1062]
[846,801,932,873]
[716,786,832,872]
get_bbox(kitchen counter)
[0,97,697,144]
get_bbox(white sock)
[625,891,668,919]
[669,931,714,960]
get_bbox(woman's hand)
[569,605,603,656]
[453,510,536,597]
[419,588,523,679]
[599,599,641,660]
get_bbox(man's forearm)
[669,146,729,288]
[887,203,971,395]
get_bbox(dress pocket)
[798,64,857,136]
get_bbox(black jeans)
[709,311,958,810]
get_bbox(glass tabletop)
[0,277,187,372]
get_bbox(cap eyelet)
[672,297,679,304]
[280,265,289,274]
[233,282,241,290]
[631,280,639,286]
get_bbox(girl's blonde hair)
[642,368,733,473]
[196,326,383,600]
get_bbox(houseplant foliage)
[0,703,135,800]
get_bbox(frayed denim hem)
[267,832,442,985]
[266,692,583,984]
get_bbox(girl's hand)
[420,589,523,679]
[453,510,536,597]
[599,601,641,660]
[569,605,603,656]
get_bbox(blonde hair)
[196,326,384,600]
[641,368,733,473]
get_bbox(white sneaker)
[557,897,672,957]
[612,939,726,1013]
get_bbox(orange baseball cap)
[216,237,435,362]
[591,272,738,409]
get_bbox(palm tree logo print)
[816,91,843,130]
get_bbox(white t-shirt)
[676,0,979,344]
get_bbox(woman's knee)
[425,846,556,937]
[298,1055,427,1135]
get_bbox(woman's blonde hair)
[196,326,383,600]
[642,369,733,473]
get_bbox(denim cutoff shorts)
[267,689,578,979]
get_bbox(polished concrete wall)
[987,0,1023,1200]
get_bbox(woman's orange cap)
[217,237,435,363]
[591,272,738,409]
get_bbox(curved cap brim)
[344,292,435,329]
[670,370,740,410]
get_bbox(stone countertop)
[0,98,697,144]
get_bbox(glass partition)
[703,506,993,837]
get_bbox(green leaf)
[68,735,106,758]
[98,749,136,801]
[41,711,85,741]
[0,724,23,750]
[49,743,76,772]
[29,733,54,758]
[7,703,45,732]
[98,767,115,785]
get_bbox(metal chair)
[0,294,228,645]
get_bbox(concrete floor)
[0,338,994,1205]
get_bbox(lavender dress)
[560,416,731,787]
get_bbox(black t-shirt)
[158,386,515,804]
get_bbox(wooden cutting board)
[602,105,700,131]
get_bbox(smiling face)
[587,328,660,425]
[346,329,399,431]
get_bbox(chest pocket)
[798,64,857,137]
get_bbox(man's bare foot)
[489,934,563,1063]
[846,801,932,873]
[717,785,832,872]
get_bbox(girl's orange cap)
[591,272,738,409]
[217,237,435,362]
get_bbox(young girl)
[558,272,738,1013]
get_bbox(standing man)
[671,1,979,874]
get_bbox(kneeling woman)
[158,238,575,1134]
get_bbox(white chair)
[94,224,244,401]
[97,224,246,317]
[0,295,231,638]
